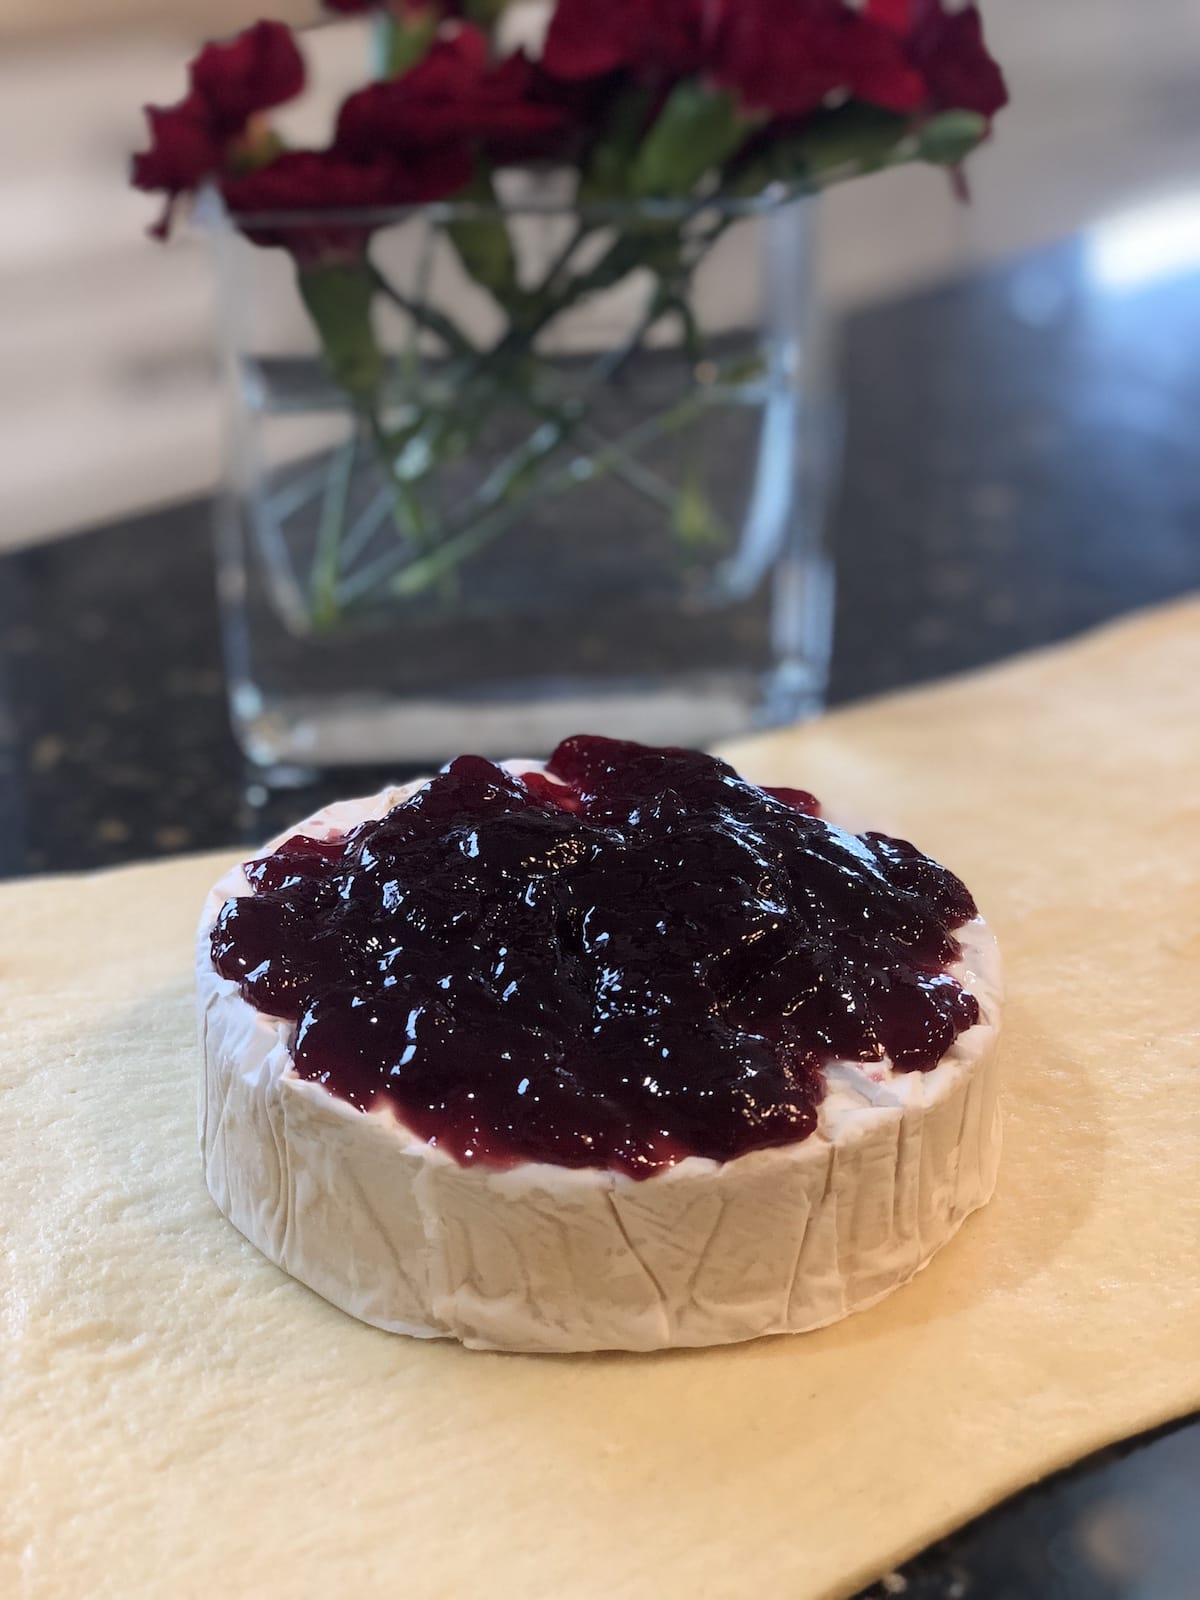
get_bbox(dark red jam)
[211,737,980,1179]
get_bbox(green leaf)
[727,102,990,200]
[226,128,286,176]
[297,260,383,402]
[444,171,524,310]
[631,84,749,198]
[556,231,676,307]
[463,0,515,22]
[378,10,438,77]
[916,110,989,167]
[742,104,911,192]
[447,214,520,302]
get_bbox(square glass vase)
[204,187,837,776]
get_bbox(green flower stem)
[336,480,396,571]
[337,407,574,609]
[366,208,698,491]
[367,264,480,360]
[374,10,437,76]
[265,455,345,526]
[351,272,681,603]
[367,411,431,547]
[386,425,569,598]
[298,261,384,402]
[381,368,737,600]
[555,379,734,488]
[574,421,679,512]
[310,208,736,622]
[507,218,591,331]
[477,200,723,390]
[308,430,357,630]
[274,77,998,627]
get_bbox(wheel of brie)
[197,736,1002,1353]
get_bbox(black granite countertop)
[1,232,1197,1596]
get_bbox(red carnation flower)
[335,27,568,160]
[220,146,471,262]
[133,21,307,236]
[189,19,306,139]
[907,4,1008,117]
[863,0,914,27]
[866,1,1007,118]
[131,93,223,235]
[715,0,925,118]
[543,0,717,82]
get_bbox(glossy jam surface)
[211,737,980,1178]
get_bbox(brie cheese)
[196,769,1002,1353]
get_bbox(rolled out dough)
[3,598,1198,1600]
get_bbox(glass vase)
[204,187,837,776]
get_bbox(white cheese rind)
[196,774,1002,1353]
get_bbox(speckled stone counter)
[1,234,1197,1597]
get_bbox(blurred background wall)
[3,0,1198,551]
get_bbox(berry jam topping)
[212,737,980,1179]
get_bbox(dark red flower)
[335,27,568,160]
[189,19,306,139]
[220,147,471,261]
[131,93,224,237]
[471,56,580,162]
[865,1,1007,117]
[906,4,1008,117]
[863,0,915,27]
[131,92,222,196]
[715,0,926,117]
[222,145,471,211]
[133,22,307,236]
[542,0,715,82]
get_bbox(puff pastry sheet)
[3,599,1198,1600]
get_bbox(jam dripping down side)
[212,736,980,1178]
